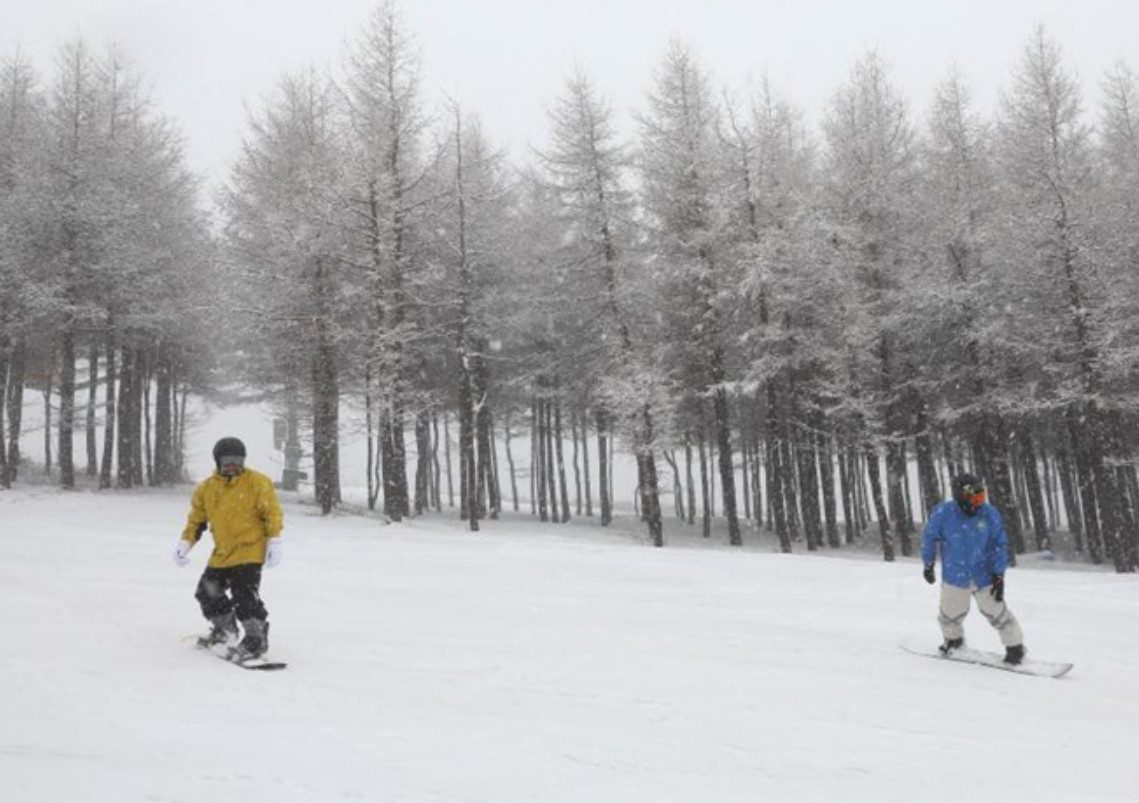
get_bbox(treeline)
[224,5,1139,572]
[0,43,215,490]
[5,6,1139,575]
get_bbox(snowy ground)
[2,483,1137,803]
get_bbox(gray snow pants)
[938,581,1024,647]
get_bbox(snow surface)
[2,483,1138,803]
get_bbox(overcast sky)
[4,0,1137,202]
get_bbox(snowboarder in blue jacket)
[921,473,1026,665]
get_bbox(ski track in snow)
[1,486,1137,803]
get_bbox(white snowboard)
[900,634,1072,679]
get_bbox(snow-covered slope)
[1,486,1136,802]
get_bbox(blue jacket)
[920,500,1010,588]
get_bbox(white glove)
[173,539,194,567]
[265,538,283,569]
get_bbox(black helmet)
[952,473,986,516]
[212,437,247,473]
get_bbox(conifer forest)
[3,4,1139,573]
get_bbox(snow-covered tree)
[224,70,351,513]
[342,0,429,521]
[638,40,740,545]
[997,27,1135,571]
[821,50,922,561]
[536,66,664,544]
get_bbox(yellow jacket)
[181,468,284,568]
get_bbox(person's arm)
[258,475,284,538]
[920,505,942,567]
[180,483,208,544]
[989,505,1010,577]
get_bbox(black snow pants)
[194,564,268,623]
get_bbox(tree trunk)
[865,445,894,562]
[4,337,25,484]
[535,397,548,521]
[838,439,856,544]
[154,346,173,484]
[914,402,942,517]
[1018,431,1051,551]
[42,380,53,476]
[544,397,559,523]
[1041,452,1058,532]
[1086,405,1128,572]
[127,350,144,487]
[116,344,133,488]
[796,424,823,550]
[779,436,801,542]
[443,411,454,509]
[740,439,751,521]
[985,415,1025,560]
[817,428,840,548]
[99,339,116,489]
[698,422,711,538]
[1055,436,1083,551]
[554,399,570,522]
[489,416,502,517]
[311,258,341,515]
[431,412,443,511]
[763,386,791,550]
[596,408,611,526]
[885,441,911,556]
[58,330,76,488]
[414,409,431,514]
[381,409,408,520]
[1066,407,1102,563]
[365,367,377,510]
[504,410,519,512]
[684,434,697,526]
[173,383,187,480]
[472,350,492,518]
[86,344,98,477]
[457,363,477,529]
[663,450,684,520]
[571,409,582,516]
[0,342,7,488]
[636,404,664,546]
[750,432,764,528]
[580,411,592,516]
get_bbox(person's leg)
[938,582,973,643]
[973,586,1024,647]
[229,564,268,622]
[194,567,240,645]
[230,564,269,657]
[195,567,233,619]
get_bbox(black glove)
[990,574,1005,602]
[923,564,936,585]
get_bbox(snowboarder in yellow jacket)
[174,436,283,660]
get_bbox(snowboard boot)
[197,611,239,648]
[235,619,269,661]
[1004,644,1026,665]
[938,637,964,655]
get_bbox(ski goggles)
[960,483,986,507]
[218,455,245,473]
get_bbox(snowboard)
[900,635,1072,679]
[184,635,288,671]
